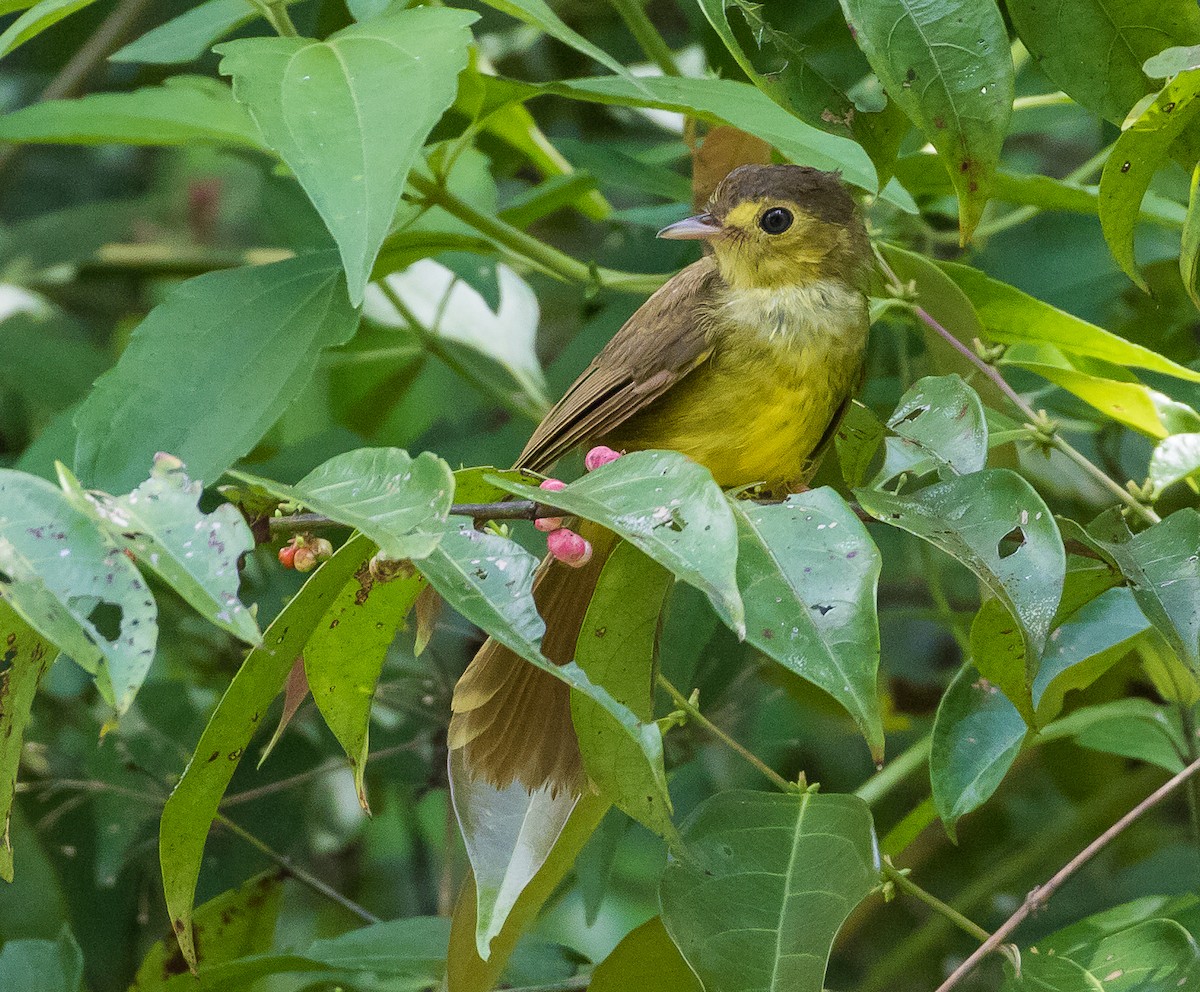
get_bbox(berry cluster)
[535,446,622,568]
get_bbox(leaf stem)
[934,753,1200,992]
[854,733,931,807]
[214,813,380,923]
[1011,92,1071,111]
[881,861,991,944]
[248,0,299,36]
[656,673,800,793]
[607,0,681,76]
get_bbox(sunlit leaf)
[216,7,479,304]
[0,469,157,712]
[1099,69,1200,290]
[731,490,884,762]
[590,917,701,992]
[660,789,879,992]
[490,451,744,635]
[839,0,1013,238]
[930,663,1025,838]
[74,252,359,494]
[1150,432,1200,492]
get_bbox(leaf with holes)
[231,449,454,561]
[0,469,157,713]
[489,451,744,636]
[660,789,879,992]
[930,663,1026,838]
[872,374,988,486]
[216,7,478,304]
[1100,69,1200,290]
[731,490,884,763]
[857,469,1065,679]
[838,0,1013,239]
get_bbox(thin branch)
[854,733,931,807]
[880,861,991,945]
[657,673,800,793]
[934,753,1200,992]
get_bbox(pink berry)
[547,528,593,568]
[585,446,622,471]
[539,478,567,492]
[534,515,564,532]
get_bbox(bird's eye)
[759,207,793,234]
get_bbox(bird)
[448,163,874,796]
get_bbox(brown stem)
[934,754,1200,992]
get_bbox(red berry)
[278,544,297,568]
[585,446,622,471]
[547,528,593,568]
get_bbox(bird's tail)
[448,519,618,795]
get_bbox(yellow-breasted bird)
[449,163,873,795]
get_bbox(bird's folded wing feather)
[517,257,721,473]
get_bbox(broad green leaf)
[1100,69,1200,289]
[0,469,157,712]
[572,542,675,840]
[475,0,635,82]
[856,470,1065,664]
[590,917,701,992]
[0,602,57,881]
[548,75,877,193]
[1150,432,1200,491]
[835,401,886,489]
[939,260,1200,383]
[1014,920,1200,991]
[1033,587,1150,724]
[449,749,579,960]
[0,76,265,149]
[1041,698,1187,772]
[968,598,1035,721]
[131,872,283,986]
[160,534,374,969]
[305,568,424,811]
[111,0,262,65]
[74,252,359,494]
[231,449,454,560]
[731,490,884,763]
[873,374,989,484]
[0,927,83,992]
[660,789,879,992]
[0,0,99,58]
[447,796,608,992]
[489,451,745,635]
[839,0,1013,239]
[416,520,667,777]
[1183,163,1200,309]
[216,8,478,304]
[930,663,1025,838]
[1007,0,1200,124]
[1090,509,1200,674]
[1002,952,1100,990]
[56,460,259,645]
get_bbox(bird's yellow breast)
[605,279,869,489]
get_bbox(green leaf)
[548,75,877,193]
[56,460,259,645]
[1090,509,1200,674]
[590,917,701,992]
[572,542,675,840]
[111,0,261,65]
[856,470,1066,664]
[930,663,1026,838]
[305,568,424,811]
[489,451,745,635]
[475,0,636,82]
[1100,69,1200,290]
[1007,0,1200,124]
[231,449,454,560]
[0,469,157,712]
[1182,163,1200,310]
[874,374,989,483]
[1041,698,1187,773]
[0,0,99,58]
[74,252,359,494]
[838,0,1013,239]
[731,490,884,763]
[0,76,265,149]
[1150,432,1200,492]
[938,260,1200,383]
[660,789,879,992]
[1146,44,1200,78]
[449,749,579,960]
[0,927,83,992]
[159,534,374,970]
[835,401,886,489]
[0,602,57,882]
[216,7,479,305]
[1033,587,1150,724]
[417,520,667,780]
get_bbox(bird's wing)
[517,257,721,473]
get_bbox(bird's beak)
[657,212,722,240]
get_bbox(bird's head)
[658,164,871,292]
